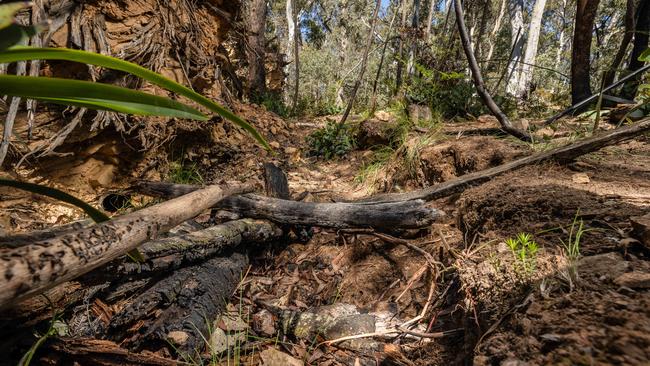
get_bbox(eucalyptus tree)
[571,0,601,104]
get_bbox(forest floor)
[2,105,650,365]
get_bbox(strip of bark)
[360,118,650,203]
[43,338,180,366]
[0,183,252,310]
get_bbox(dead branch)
[361,117,650,203]
[132,181,443,230]
[109,253,248,354]
[43,338,183,366]
[454,0,532,141]
[106,219,282,276]
[0,183,253,310]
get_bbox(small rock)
[356,118,392,148]
[209,328,246,354]
[285,147,298,155]
[630,214,650,248]
[217,313,248,332]
[374,110,392,122]
[614,272,650,289]
[252,309,276,337]
[540,333,563,343]
[167,331,189,346]
[572,173,590,184]
[270,126,278,134]
[577,252,629,278]
[502,358,528,366]
[260,348,303,366]
[477,115,498,124]
[473,356,490,366]
[270,141,281,149]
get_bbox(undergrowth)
[168,160,204,185]
[355,103,445,193]
[307,120,356,159]
[505,233,539,275]
[559,212,587,290]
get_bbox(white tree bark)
[425,0,436,39]
[486,0,507,61]
[285,0,295,91]
[516,0,548,97]
[505,0,525,95]
[554,0,568,90]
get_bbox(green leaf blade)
[0,47,271,150]
[0,2,31,30]
[0,75,208,120]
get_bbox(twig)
[395,264,428,302]
[372,232,442,270]
[320,327,462,347]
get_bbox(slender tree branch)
[454,0,532,141]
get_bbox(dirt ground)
[2,109,650,365]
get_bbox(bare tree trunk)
[602,0,635,88]
[571,0,601,104]
[516,0,548,98]
[486,0,507,62]
[425,0,436,39]
[338,0,382,127]
[553,0,568,90]
[407,0,422,78]
[454,0,531,141]
[621,0,650,100]
[245,0,267,99]
[370,4,399,113]
[395,0,410,95]
[505,0,525,95]
[292,6,300,112]
[473,0,492,59]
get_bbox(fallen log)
[0,183,253,310]
[132,183,443,230]
[217,194,440,229]
[360,118,650,203]
[108,253,248,354]
[107,219,281,276]
[0,219,92,248]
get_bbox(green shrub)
[307,121,356,159]
[406,62,516,118]
[255,92,290,118]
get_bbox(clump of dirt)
[419,136,526,184]
[457,164,647,255]
[452,142,650,365]
[472,252,650,365]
